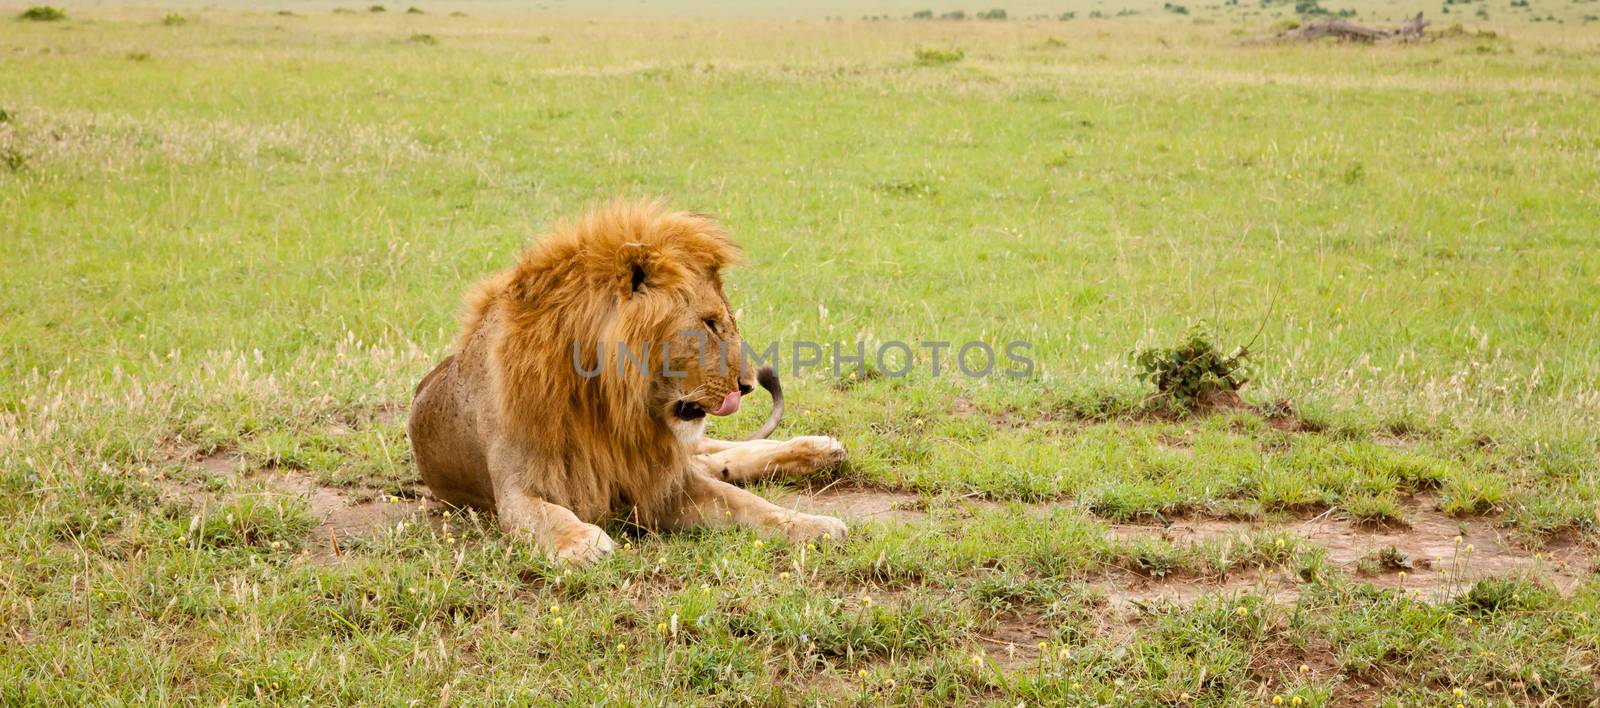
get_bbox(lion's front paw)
[795,436,848,470]
[551,522,616,565]
[783,512,847,545]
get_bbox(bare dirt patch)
[168,448,427,550]
[1109,501,1595,599]
[780,484,1596,604]
[776,483,930,525]
[261,471,422,538]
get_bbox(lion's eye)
[703,318,719,334]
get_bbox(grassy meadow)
[3,2,1600,704]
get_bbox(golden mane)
[452,200,741,521]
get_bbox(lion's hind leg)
[695,436,847,484]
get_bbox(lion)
[407,200,848,564]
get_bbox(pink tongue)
[711,390,741,416]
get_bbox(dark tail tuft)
[741,366,784,440]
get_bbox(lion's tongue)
[711,390,741,416]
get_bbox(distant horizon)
[3,0,1494,22]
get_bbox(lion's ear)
[630,262,647,293]
[620,242,653,297]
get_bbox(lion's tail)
[742,366,784,441]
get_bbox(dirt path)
[170,450,1595,604]
[776,485,1597,602]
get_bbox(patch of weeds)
[1342,160,1366,185]
[368,4,387,11]
[1228,531,1307,569]
[1457,578,1551,614]
[406,5,424,13]
[161,13,187,26]
[832,362,884,390]
[316,557,492,633]
[1164,2,1191,13]
[652,642,764,695]
[188,495,315,552]
[1252,468,1326,513]
[127,51,151,62]
[17,5,66,21]
[968,572,1062,612]
[729,587,966,664]
[275,10,298,16]
[1438,472,1506,516]
[1112,538,1189,578]
[914,47,965,65]
[1294,547,1333,583]
[1343,492,1407,528]
[2,148,26,173]
[1357,546,1414,574]
[1132,326,1251,413]
[0,108,10,123]
[1091,481,1182,522]
[834,527,934,586]
[976,8,1008,20]
[871,179,937,197]
[1507,493,1597,538]
[407,33,437,45]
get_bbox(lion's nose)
[738,382,753,395]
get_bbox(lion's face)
[657,274,755,424]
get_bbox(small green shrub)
[368,4,387,11]
[977,8,1008,20]
[189,495,315,551]
[1132,326,1251,411]
[913,47,964,65]
[17,6,66,21]
[940,10,966,20]
[406,5,424,13]
[1344,493,1406,527]
[407,33,437,45]
[1458,578,1550,614]
[1439,472,1506,516]
[1164,2,1191,13]
[1356,545,1414,574]
[161,13,187,26]
[911,9,933,18]
[3,148,28,172]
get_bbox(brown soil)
[171,448,427,556]
[778,485,1598,605]
[168,449,1595,600]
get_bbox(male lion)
[408,201,848,564]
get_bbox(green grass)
[2,4,1599,703]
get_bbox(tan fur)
[409,200,847,563]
